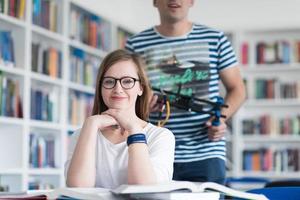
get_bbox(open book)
[27,188,122,200]
[112,181,269,200]
[23,181,268,200]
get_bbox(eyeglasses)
[102,76,140,89]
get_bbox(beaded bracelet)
[127,133,147,146]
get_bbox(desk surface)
[1,189,220,200]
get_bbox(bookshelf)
[0,0,134,192]
[230,29,300,181]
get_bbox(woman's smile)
[111,96,127,101]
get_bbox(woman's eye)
[105,80,114,84]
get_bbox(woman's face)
[101,60,143,111]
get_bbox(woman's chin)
[108,104,128,110]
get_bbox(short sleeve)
[125,38,135,53]
[217,32,238,71]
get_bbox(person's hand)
[103,109,143,134]
[85,114,118,130]
[206,117,227,141]
[149,93,160,112]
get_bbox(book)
[0,191,47,200]
[28,188,122,200]
[26,187,218,200]
[111,181,268,200]
[128,191,220,200]
[23,181,268,200]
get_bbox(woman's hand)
[84,114,118,131]
[103,109,143,134]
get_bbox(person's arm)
[127,140,157,184]
[66,115,116,187]
[128,127,175,184]
[207,66,246,141]
[220,66,246,120]
[103,109,158,184]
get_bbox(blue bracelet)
[127,133,147,146]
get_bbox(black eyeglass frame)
[102,76,141,89]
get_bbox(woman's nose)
[113,80,123,92]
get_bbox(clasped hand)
[88,109,143,135]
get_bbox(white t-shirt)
[65,123,175,189]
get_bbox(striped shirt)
[125,24,238,163]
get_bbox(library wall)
[77,0,300,32]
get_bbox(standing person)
[126,0,246,184]
[65,49,175,189]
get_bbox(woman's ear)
[138,86,143,96]
[138,91,143,96]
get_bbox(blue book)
[0,31,14,65]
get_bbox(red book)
[89,20,97,47]
[266,79,275,99]
[256,42,265,64]
[297,41,300,62]
[9,0,16,17]
[241,42,249,65]
[264,149,273,171]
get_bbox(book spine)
[243,148,300,172]
[240,42,249,65]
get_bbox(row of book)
[0,31,15,67]
[68,90,93,126]
[256,41,291,64]
[0,0,26,20]
[0,71,23,117]
[242,115,300,135]
[70,48,99,87]
[69,4,111,51]
[255,79,300,99]
[30,87,59,122]
[240,40,300,65]
[0,184,8,192]
[28,176,55,190]
[32,0,58,32]
[243,148,300,172]
[29,132,56,168]
[31,42,62,78]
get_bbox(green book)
[0,0,4,13]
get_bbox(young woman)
[65,49,175,189]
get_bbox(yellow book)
[48,48,58,78]
[18,0,26,20]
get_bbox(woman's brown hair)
[92,49,151,120]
